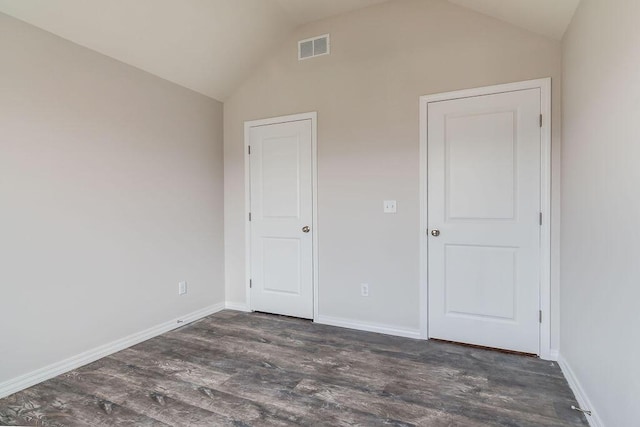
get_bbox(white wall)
[561,0,640,425]
[0,13,225,385]
[224,0,563,342]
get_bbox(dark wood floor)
[0,310,587,426]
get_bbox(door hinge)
[249,279,252,288]
[249,212,252,221]
[248,145,251,155]
[539,212,543,226]
[539,114,543,128]
[539,310,543,323]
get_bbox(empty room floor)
[0,311,586,426]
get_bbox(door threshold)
[430,339,537,358]
[252,311,313,322]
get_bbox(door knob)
[430,229,440,237]
[302,226,310,233]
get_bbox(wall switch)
[178,281,187,295]
[361,283,369,297]
[383,200,397,213]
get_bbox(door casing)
[419,79,553,359]
[244,112,319,319]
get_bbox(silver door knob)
[302,226,310,233]
[430,229,440,237]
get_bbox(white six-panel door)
[427,89,542,354]
[249,119,314,319]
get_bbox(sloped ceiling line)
[0,0,579,100]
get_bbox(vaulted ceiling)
[0,0,580,101]
[448,0,580,41]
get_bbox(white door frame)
[244,112,319,319]
[419,78,553,359]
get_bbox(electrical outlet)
[361,283,369,297]
[383,200,397,213]
[178,281,187,295]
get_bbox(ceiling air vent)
[298,34,330,60]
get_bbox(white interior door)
[249,119,313,319]
[427,89,541,354]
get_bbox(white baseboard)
[225,302,250,312]
[558,354,604,427]
[314,315,421,339]
[0,302,225,400]
[546,348,559,361]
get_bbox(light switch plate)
[383,200,397,213]
[178,281,187,295]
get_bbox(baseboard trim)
[557,354,604,427]
[0,302,225,400]
[547,349,559,361]
[314,315,421,339]
[225,302,250,312]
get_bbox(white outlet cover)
[383,200,397,213]
[361,283,369,297]
[178,281,187,295]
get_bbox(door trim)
[244,112,319,319]
[419,78,553,359]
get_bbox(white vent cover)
[298,34,330,60]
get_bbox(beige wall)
[561,0,640,424]
[0,13,224,384]
[224,0,563,342]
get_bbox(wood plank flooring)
[0,310,587,426]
